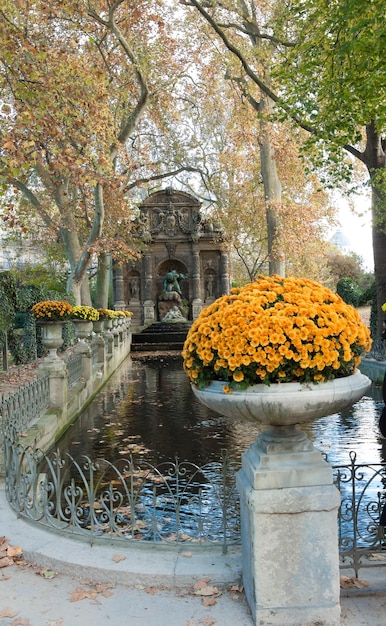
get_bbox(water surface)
[57,355,386,469]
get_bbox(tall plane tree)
[0,1,187,304]
[183,0,386,333]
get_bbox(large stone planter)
[39,321,65,360]
[72,319,93,341]
[192,371,371,626]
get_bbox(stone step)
[132,332,188,344]
[130,342,184,353]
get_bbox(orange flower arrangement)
[182,275,372,390]
[31,300,73,321]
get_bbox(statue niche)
[158,268,188,322]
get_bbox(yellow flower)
[182,275,371,389]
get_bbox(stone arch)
[156,259,188,321]
[157,259,188,299]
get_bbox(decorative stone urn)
[39,321,65,360]
[72,319,93,341]
[92,319,104,334]
[192,371,371,626]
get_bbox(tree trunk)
[370,185,386,336]
[94,252,111,308]
[258,100,285,277]
[364,123,386,336]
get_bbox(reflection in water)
[57,355,386,468]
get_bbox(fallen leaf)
[194,585,221,597]
[145,586,161,595]
[368,552,386,561]
[11,618,30,625]
[0,607,18,619]
[112,554,126,563]
[38,568,57,579]
[48,620,64,626]
[0,557,14,568]
[94,583,114,598]
[193,577,211,591]
[199,618,217,626]
[180,551,192,558]
[7,546,23,558]
[202,596,217,606]
[69,587,98,602]
[339,575,369,589]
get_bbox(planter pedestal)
[193,372,371,626]
[237,428,340,625]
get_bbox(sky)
[333,195,374,272]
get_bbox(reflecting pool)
[57,354,386,469]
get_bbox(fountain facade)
[112,188,231,327]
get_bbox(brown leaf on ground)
[48,620,64,626]
[94,583,115,598]
[38,568,57,579]
[199,618,217,626]
[69,586,98,602]
[0,538,23,568]
[368,552,386,561]
[202,596,217,607]
[112,554,126,563]
[180,551,192,558]
[69,582,115,602]
[7,546,23,559]
[340,575,369,589]
[193,578,211,591]
[11,618,30,625]
[0,607,18,619]
[145,586,162,595]
[194,585,221,598]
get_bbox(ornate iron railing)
[334,451,386,576]
[66,352,82,388]
[3,402,386,572]
[4,426,239,553]
[0,375,50,456]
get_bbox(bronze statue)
[162,270,186,295]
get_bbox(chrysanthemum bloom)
[182,275,372,390]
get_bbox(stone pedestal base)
[143,300,155,323]
[236,431,341,626]
[192,298,203,320]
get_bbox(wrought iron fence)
[66,352,82,388]
[3,419,386,573]
[0,374,50,456]
[4,426,239,553]
[334,450,386,576]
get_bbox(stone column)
[220,252,230,295]
[143,254,155,323]
[113,263,126,311]
[192,250,203,320]
[236,429,341,626]
[38,359,68,415]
